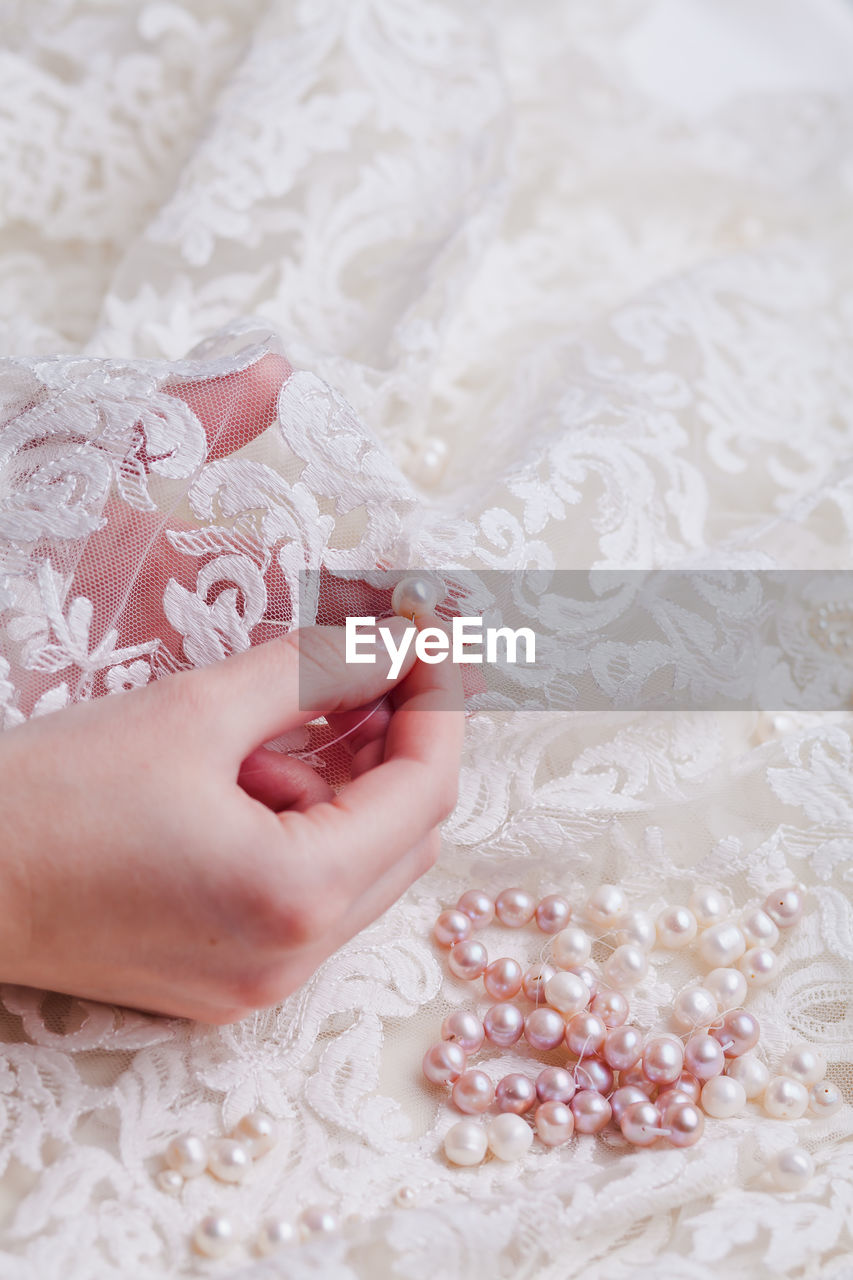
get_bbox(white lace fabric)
[1,1,853,1275]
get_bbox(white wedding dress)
[0,1,852,1275]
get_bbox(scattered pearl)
[544,971,589,1017]
[704,967,749,1010]
[591,989,629,1028]
[737,946,778,988]
[698,922,746,969]
[767,1146,815,1192]
[620,1100,664,1147]
[763,885,805,929]
[495,887,536,928]
[688,885,729,928]
[299,1205,339,1237]
[233,1110,277,1158]
[565,1011,606,1058]
[672,985,718,1031]
[392,575,440,619]
[441,1010,485,1053]
[165,1134,208,1180]
[584,884,628,930]
[573,1058,614,1094]
[207,1137,251,1184]
[809,1081,843,1118]
[535,895,572,934]
[495,1073,537,1114]
[487,1112,534,1161]
[483,957,523,1001]
[394,1186,417,1208]
[603,944,648,990]
[701,1076,746,1119]
[409,435,449,487]
[256,1218,297,1255]
[434,910,472,948]
[763,1076,809,1120]
[444,1119,488,1166]
[642,1035,684,1086]
[452,1069,495,1115]
[725,1053,770,1100]
[524,1007,566,1051]
[422,1041,467,1084]
[535,1066,576,1104]
[603,1024,644,1072]
[551,926,592,969]
[656,906,698,949]
[570,1090,612,1134]
[534,1100,575,1146]
[610,1086,650,1125]
[616,910,657,952]
[456,890,494,929]
[684,1033,725,1082]
[193,1214,237,1259]
[739,906,780,948]
[483,1003,525,1048]
[156,1169,184,1195]
[522,962,556,1002]
[779,1045,827,1088]
[448,938,488,981]
[661,1100,704,1148]
[711,1009,760,1058]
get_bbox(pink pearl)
[535,895,572,934]
[591,989,629,1028]
[602,1024,643,1072]
[619,1062,656,1095]
[684,1033,725,1082]
[484,958,523,1001]
[456,889,494,929]
[495,1073,536,1114]
[448,939,488,981]
[451,1069,494,1114]
[656,1073,702,1107]
[763,885,805,928]
[565,1012,606,1058]
[440,1010,485,1053]
[609,1085,649,1125]
[434,910,472,948]
[522,963,556,1003]
[495,887,536,928]
[711,1009,760,1058]
[535,1066,576,1104]
[573,1057,614,1095]
[422,1041,466,1084]
[483,1003,525,1048]
[535,1100,575,1146]
[660,1099,704,1147]
[569,966,600,998]
[570,1090,612,1134]
[524,1007,566,1051]
[620,1100,664,1146]
[642,1036,684,1086]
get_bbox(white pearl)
[701,1075,747,1119]
[193,1214,236,1259]
[656,906,698,949]
[395,1186,417,1207]
[444,1119,488,1166]
[256,1218,297,1255]
[704,967,749,1010]
[726,1053,770,1100]
[779,1046,827,1088]
[672,986,717,1031]
[391,575,440,619]
[698,922,746,969]
[156,1169,184,1195]
[809,1081,843,1117]
[688,884,729,928]
[737,946,778,987]
[487,1113,534,1161]
[584,884,628,930]
[767,1146,815,1192]
[409,435,449,487]
[299,1205,339,1237]
[603,943,648,990]
[234,1110,278,1157]
[207,1137,251,1183]
[763,1076,810,1120]
[544,970,589,1016]
[165,1134,208,1179]
[763,885,806,929]
[551,926,592,969]
[739,906,780,948]
[616,909,656,951]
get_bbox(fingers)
[238,747,333,812]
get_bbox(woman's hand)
[0,620,463,1023]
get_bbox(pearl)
[604,944,648,990]
[409,435,449,487]
[739,906,780,948]
[234,1110,277,1158]
[779,1046,826,1088]
[207,1137,251,1183]
[165,1134,208,1179]
[573,1057,614,1094]
[809,1081,842,1117]
[565,1011,606,1058]
[487,1112,534,1161]
[711,1009,760,1058]
[610,1086,650,1125]
[535,895,572,934]
[193,1214,236,1258]
[584,884,628,930]
[495,887,536,928]
[534,1100,575,1146]
[684,1034,725,1082]
[395,1186,417,1208]
[448,939,488,981]
[569,965,601,998]
[524,1007,566,1051]
[672,986,718,1032]
[156,1169,184,1195]
[444,1119,487,1166]
[591,989,629,1028]
[483,1003,525,1047]
[299,1205,339,1237]
[763,1076,810,1120]
[536,1066,576,1104]
[392,574,440,619]
[483,957,523,1001]
[495,1073,537,1114]
[522,962,556,1002]
[456,889,494,929]
[603,1024,644,1072]
[256,1218,297,1255]
[619,1062,657,1096]
[544,971,589,1016]
[570,1089,612,1134]
[642,1035,684,1086]
[763,885,805,929]
[452,1069,495,1114]
[422,1041,467,1084]
[701,1076,746,1119]
[698,923,747,969]
[767,1146,815,1191]
[737,946,778,988]
[616,910,656,952]
[705,967,749,1010]
[661,1100,704,1148]
[656,906,698,949]
[441,1009,485,1053]
[551,926,592,969]
[434,909,472,948]
[665,1073,702,1104]
[620,1100,665,1146]
[688,884,729,928]
[725,1053,770,1100]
